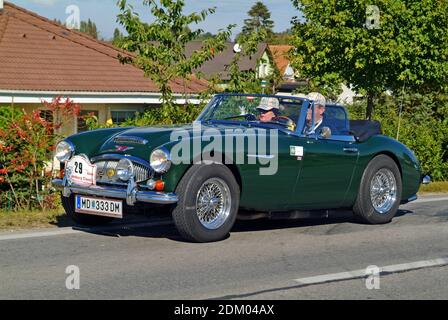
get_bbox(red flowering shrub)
[0,97,80,211]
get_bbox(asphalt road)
[0,195,447,300]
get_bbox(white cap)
[256,97,280,111]
[307,92,326,107]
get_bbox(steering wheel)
[245,114,257,121]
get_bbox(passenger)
[305,92,328,134]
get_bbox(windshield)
[198,94,305,131]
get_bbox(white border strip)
[295,257,448,285]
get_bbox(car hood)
[95,122,251,158]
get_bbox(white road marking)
[295,257,448,285]
[413,196,448,204]
[0,220,172,241]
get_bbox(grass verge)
[0,208,68,231]
[419,181,448,194]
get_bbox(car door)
[237,128,303,211]
[290,134,359,209]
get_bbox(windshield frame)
[197,93,310,134]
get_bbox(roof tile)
[0,2,208,94]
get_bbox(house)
[185,41,273,89]
[268,45,297,82]
[268,44,362,104]
[0,1,208,136]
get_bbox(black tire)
[353,155,402,224]
[61,194,114,226]
[171,164,240,243]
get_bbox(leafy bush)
[0,98,80,211]
[0,106,23,129]
[347,93,448,181]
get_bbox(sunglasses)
[259,109,273,114]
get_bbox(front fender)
[345,135,422,205]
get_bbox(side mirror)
[320,127,332,139]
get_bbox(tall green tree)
[290,0,448,119]
[116,0,233,111]
[242,1,274,39]
[79,19,99,39]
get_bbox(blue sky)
[10,0,300,40]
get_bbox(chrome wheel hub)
[196,178,231,230]
[370,168,397,214]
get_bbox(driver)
[256,97,280,122]
[256,97,296,131]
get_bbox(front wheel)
[172,164,240,243]
[353,155,402,224]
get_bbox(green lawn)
[419,181,448,194]
[0,208,68,231]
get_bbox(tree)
[196,32,215,40]
[227,29,268,93]
[290,0,448,119]
[79,19,99,39]
[113,28,123,41]
[117,0,233,111]
[112,27,125,46]
[269,29,292,45]
[241,1,274,39]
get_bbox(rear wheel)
[172,164,240,243]
[61,194,114,226]
[353,155,402,224]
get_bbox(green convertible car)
[53,94,430,242]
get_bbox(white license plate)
[75,196,123,219]
[67,156,97,186]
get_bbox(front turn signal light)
[155,180,165,191]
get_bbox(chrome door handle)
[343,147,358,153]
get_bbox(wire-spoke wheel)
[353,155,402,224]
[196,178,232,230]
[370,168,397,214]
[172,164,240,243]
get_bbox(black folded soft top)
[349,120,382,142]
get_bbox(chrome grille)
[94,160,152,184]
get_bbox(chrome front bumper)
[52,178,178,206]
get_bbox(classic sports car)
[53,94,430,242]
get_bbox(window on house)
[39,110,54,124]
[77,110,99,133]
[111,110,137,125]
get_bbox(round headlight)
[150,148,171,173]
[116,158,134,181]
[55,141,74,162]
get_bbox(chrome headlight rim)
[150,148,172,174]
[55,140,75,162]
[116,158,134,182]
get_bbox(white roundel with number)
[66,156,97,186]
